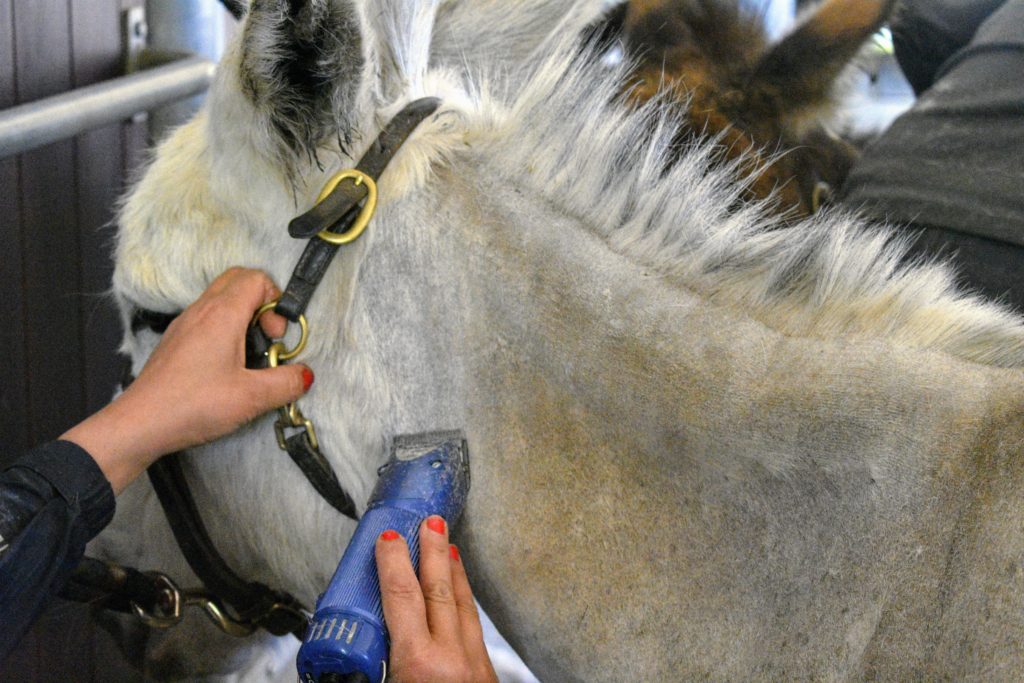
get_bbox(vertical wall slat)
[14,0,86,446]
[71,0,126,416]
[0,0,28,459]
[121,0,148,184]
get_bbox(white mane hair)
[363,0,1024,369]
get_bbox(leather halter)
[65,98,441,639]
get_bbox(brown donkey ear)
[746,0,894,118]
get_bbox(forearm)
[0,441,115,661]
[59,387,181,495]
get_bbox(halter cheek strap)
[276,97,441,321]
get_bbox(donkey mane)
[397,23,1024,368]
[210,0,1024,369]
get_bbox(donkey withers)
[97,0,1024,680]
[611,0,893,216]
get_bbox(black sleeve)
[0,441,116,662]
[892,0,1010,94]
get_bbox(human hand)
[62,267,312,493]
[376,516,499,683]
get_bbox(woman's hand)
[62,268,312,493]
[376,517,499,683]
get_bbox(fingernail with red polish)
[381,530,399,541]
[302,367,315,391]
[426,516,446,535]
[449,545,460,561]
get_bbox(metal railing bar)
[0,56,216,159]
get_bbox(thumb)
[246,364,314,413]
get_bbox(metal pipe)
[146,0,227,141]
[0,56,216,159]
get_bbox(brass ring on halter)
[251,300,308,361]
[315,169,378,246]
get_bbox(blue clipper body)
[297,431,470,683]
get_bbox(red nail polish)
[302,367,314,391]
[449,545,460,561]
[380,530,399,541]
[426,517,446,535]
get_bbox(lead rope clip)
[251,302,318,452]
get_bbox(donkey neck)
[357,158,1022,504]
[352,161,1024,681]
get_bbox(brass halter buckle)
[315,168,378,245]
[251,301,318,451]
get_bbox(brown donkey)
[614,0,894,217]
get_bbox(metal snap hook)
[130,572,184,629]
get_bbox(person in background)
[0,267,497,683]
[840,0,1024,310]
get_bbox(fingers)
[255,307,288,340]
[376,524,500,683]
[210,267,283,331]
[242,364,313,414]
[418,516,461,646]
[449,545,492,673]
[376,530,430,650]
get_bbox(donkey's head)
[206,0,437,191]
[615,0,892,217]
[197,0,609,212]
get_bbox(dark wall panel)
[0,2,144,681]
[0,0,142,457]
[0,0,28,457]
[1,3,234,680]
[71,0,127,415]
[14,0,86,447]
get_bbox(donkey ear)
[746,0,893,117]
[239,0,365,162]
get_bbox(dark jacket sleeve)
[0,441,115,662]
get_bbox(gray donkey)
[95,0,1024,680]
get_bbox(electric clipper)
[296,431,470,683]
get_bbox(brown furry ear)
[747,0,894,117]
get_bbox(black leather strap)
[131,309,177,335]
[276,97,441,322]
[273,237,344,324]
[147,455,309,637]
[284,432,358,519]
[61,557,168,615]
[247,324,359,519]
[287,97,442,239]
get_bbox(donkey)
[608,0,893,217]
[94,0,1024,680]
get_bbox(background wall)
[0,2,233,679]
[0,0,148,463]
